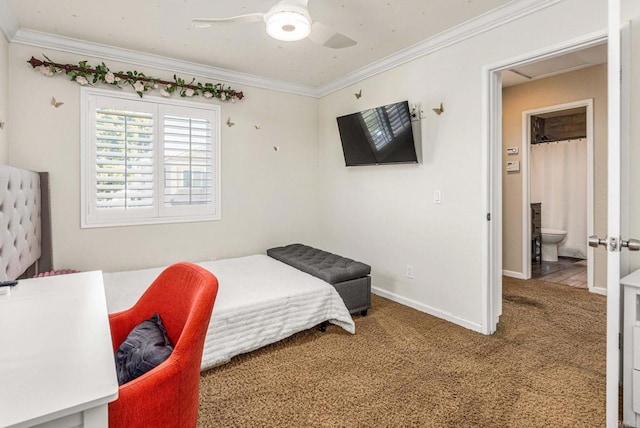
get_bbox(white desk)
[0,271,118,428]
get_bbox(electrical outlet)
[406,264,414,279]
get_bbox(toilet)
[541,228,567,262]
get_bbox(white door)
[600,1,631,426]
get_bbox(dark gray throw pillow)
[115,313,174,385]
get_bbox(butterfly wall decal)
[354,89,362,99]
[226,117,235,127]
[51,97,64,108]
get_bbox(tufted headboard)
[0,165,52,281]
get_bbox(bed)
[0,165,52,280]
[0,165,355,370]
[103,255,355,370]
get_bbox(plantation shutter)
[162,116,212,207]
[82,89,220,228]
[95,108,154,210]
[158,104,217,218]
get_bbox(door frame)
[521,99,596,292]
[481,29,608,335]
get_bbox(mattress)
[103,255,355,370]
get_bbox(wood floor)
[531,256,588,288]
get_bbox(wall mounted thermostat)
[506,161,520,172]
[506,147,519,155]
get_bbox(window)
[81,88,221,228]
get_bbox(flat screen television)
[336,100,418,166]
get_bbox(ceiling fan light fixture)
[266,11,311,41]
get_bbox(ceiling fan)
[192,0,357,49]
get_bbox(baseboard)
[503,270,526,279]
[590,286,607,296]
[371,286,485,334]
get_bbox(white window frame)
[81,87,221,228]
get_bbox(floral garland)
[27,56,244,101]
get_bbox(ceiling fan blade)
[309,21,357,49]
[191,13,264,27]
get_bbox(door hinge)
[619,332,623,350]
[486,213,491,221]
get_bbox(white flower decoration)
[75,75,89,85]
[39,66,54,77]
[30,58,243,102]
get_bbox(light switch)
[433,190,441,204]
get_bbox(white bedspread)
[103,255,355,370]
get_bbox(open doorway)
[478,34,610,425]
[500,44,607,294]
[523,101,596,289]
[481,33,609,337]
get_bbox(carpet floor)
[198,277,606,427]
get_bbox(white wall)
[0,34,7,163]
[8,44,319,272]
[317,0,607,330]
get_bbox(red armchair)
[107,262,219,428]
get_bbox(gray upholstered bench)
[267,244,371,316]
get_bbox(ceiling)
[502,43,608,87]
[7,0,514,89]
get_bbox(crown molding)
[0,0,19,41]
[315,0,566,97]
[10,28,318,97]
[5,0,566,98]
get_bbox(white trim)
[522,112,531,278]
[482,30,608,337]
[591,286,607,296]
[371,286,484,334]
[0,0,18,41]
[4,1,564,99]
[606,1,622,425]
[521,99,594,288]
[503,270,526,280]
[620,19,632,428]
[316,0,564,96]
